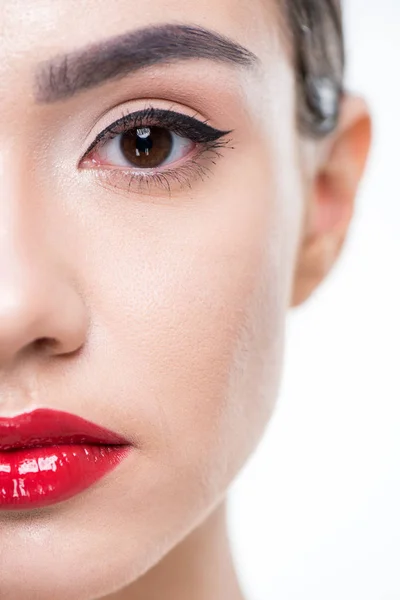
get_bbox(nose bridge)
[0,146,88,369]
[0,142,36,250]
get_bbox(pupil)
[120,126,173,168]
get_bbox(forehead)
[0,0,282,70]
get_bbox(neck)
[106,499,246,600]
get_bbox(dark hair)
[284,0,345,137]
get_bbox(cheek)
[75,152,298,492]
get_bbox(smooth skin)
[0,1,371,599]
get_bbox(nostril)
[33,337,58,352]
[31,336,84,359]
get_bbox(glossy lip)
[0,409,133,510]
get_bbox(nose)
[0,252,88,365]
[0,159,88,369]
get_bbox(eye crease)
[79,106,235,195]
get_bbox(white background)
[228,1,400,599]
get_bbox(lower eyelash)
[93,138,234,197]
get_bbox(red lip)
[0,409,132,510]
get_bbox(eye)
[92,125,195,170]
[79,106,234,194]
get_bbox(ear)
[290,95,373,308]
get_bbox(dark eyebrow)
[34,23,260,103]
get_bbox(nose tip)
[0,267,88,366]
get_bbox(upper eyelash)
[81,106,233,160]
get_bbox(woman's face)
[1,0,316,597]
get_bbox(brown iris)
[120,126,173,168]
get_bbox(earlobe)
[290,95,373,308]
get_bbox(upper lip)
[0,408,131,451]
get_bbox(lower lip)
[0,445,131,510]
